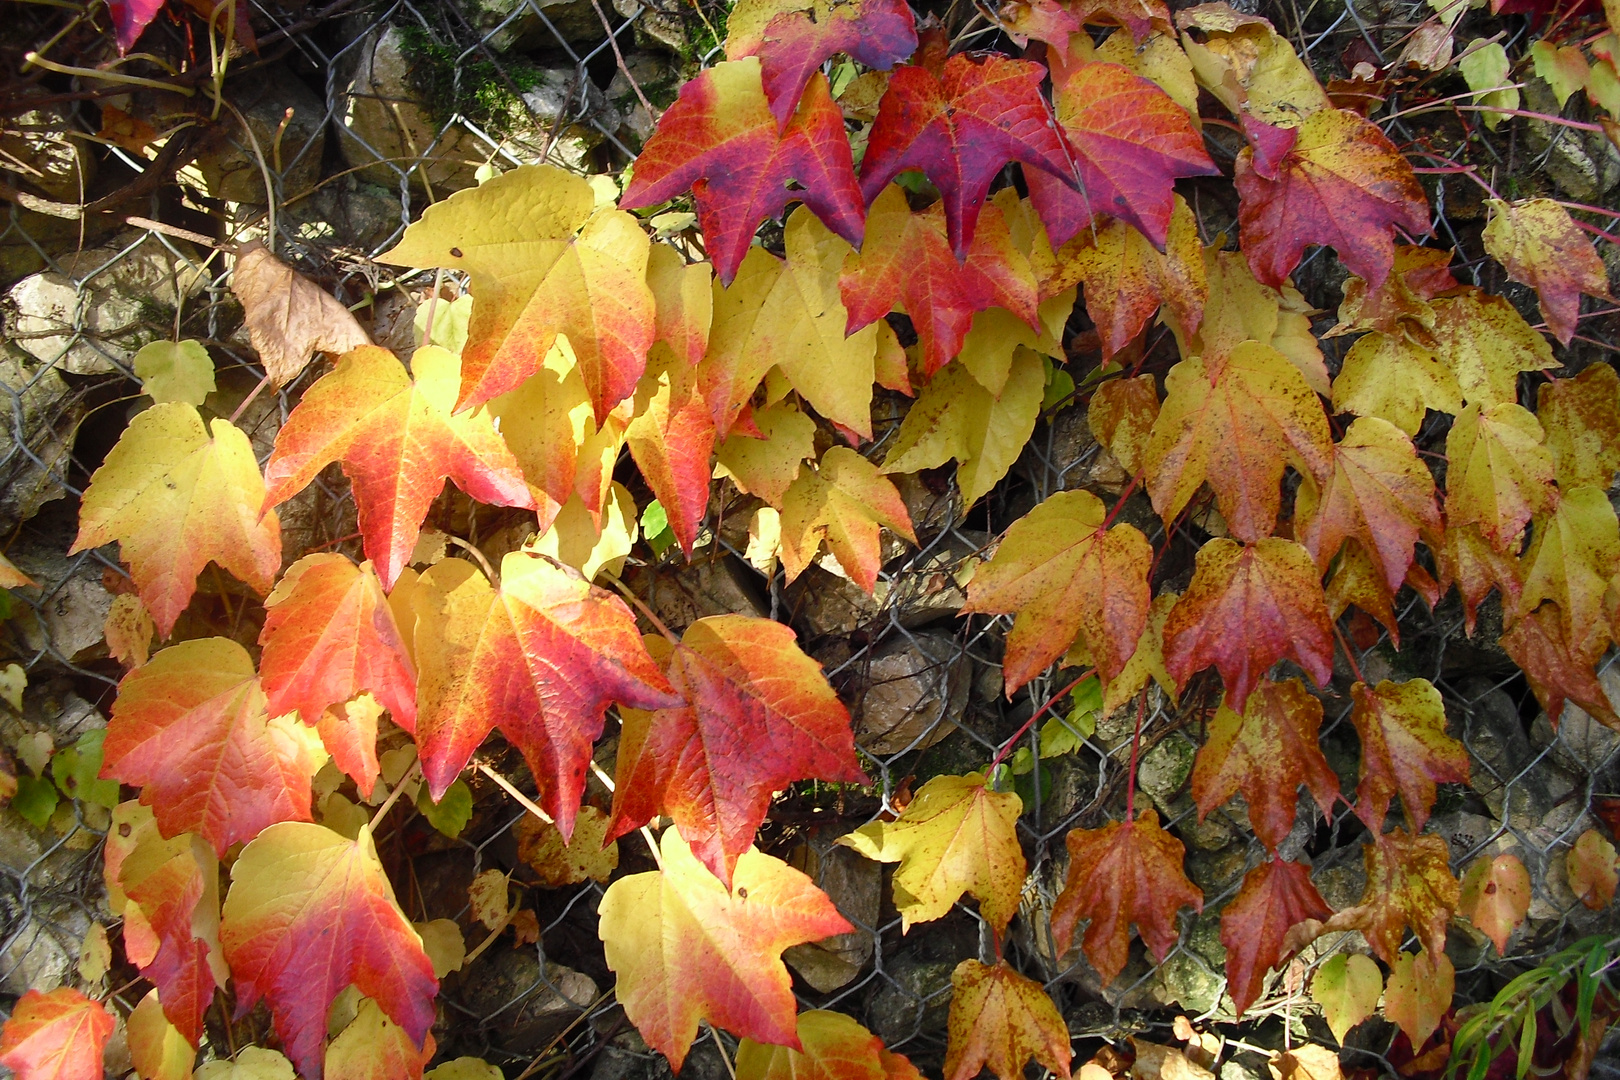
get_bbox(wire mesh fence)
[2,0,1620,1075]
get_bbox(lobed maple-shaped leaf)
[840,186,1038,376]
[598,828,852,1070]
[1234,109,1429,290]
[963,489,1153,695]
[102,638,316,856]
[1502,602,1619,730]
[735,1011,922,1080]
[860,53,1075,258]
[317,696,384,801]
[624,60,863,286]
[1025,61,1216,250]
[1162,538,1335,715]
[1325,541,1406,647]
[725,0,918,125]
[381,166,655,415]
[1166,247,1325,390]
[1295,416,1440,596]
[1219,857,1332,1016]
[714,402,817,508]
[838,772,1025,934]
[625,362,717,557]
[1190,678,1339,852]
[1312,953,1381,1044]
[1324,829,1458,964]
[1051,808,1203,985]
[1519,486,1620,663]
[1068,195,1206,359]
[778,447,916,592]
[221,822,437,1080]
[1538,363,1620,490]
[411,552,678,827]
[106,802,225,1045]
[1332,331,1461,437]
[1176,5,1326,126]
[1482,197,1611,346]
[702,207,877,440]
[1350,678,1468,832]
[72,403,281,638]
[0,988,114,1080]
[1435,521,1522,637]
[1457,853,1531,954]
[1429,290,1557,409]
[259,554,416,737]
[1089,374,1161,477]
[1144,342,1332,543]
[1443,401,1555,554]
[263,345,534,590]
[1384,948,1454,1051]
[648,245,714,368]
[1073,0,1172,38]
[325,998,436,1080]
[1567,829,1619,909]
[944,961,1073,1080]
[1329,245,1457,340]
[610,615,867,885]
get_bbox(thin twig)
[478,762,554,824]
[370,762,421,828]
[447,535,500,583]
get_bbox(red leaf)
[625,365,718,557]
[1026,61,1216,250]
[1502,602,1620,731]
[1220,857,1332,1016]
[220,823,438,1080]
[622,60,863,286]
[262,346,534,590]
[725,0,918,125]
[410,553,679,829]
[259,554,416,733]
[1234,109,1429,289]
[102,638,317,856]
[0,988,114,1080]
[609,615,868,885]
[1069,0,1172,39]
[860,53,1075,259]
[1324,829,1457,964]
[109,0,165,54]
[1349,678,1469,832]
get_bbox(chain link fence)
[2,0,1620,1075]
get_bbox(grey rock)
[190,66,324,203]
[464,0,608,51]
[6,527,116,665]
[1138,735,1195,812]
[847,632,967,756]
[866,955,956,1046]
[784,844,880,991]
[285,179,407,256]
[1455,679,1548,824]
[456,947,598,1051]
[1532,663,1620,775]
[644,553,768,633]
[0,102,96,203]
[1150,914,1226,1015]
[0,345,80,533]
[1523,77,1620,201]
[606,52,682,144]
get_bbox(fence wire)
[2,0,1620,1076]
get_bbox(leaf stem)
[478,762,554,824]
[987,668,1094,772]
[228,372,272,425]
[369,762,420,829]
[446,535,499,585]
[601,569,680,643]
[1331,620,1367,686]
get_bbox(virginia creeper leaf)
[127,989,196,1080]
[1331,331,1461,437]
[516,805,619,887]
[1167,248,1325,394]
[325,999,436,1080]
[134,339,216,407]
[1050,808,1203,985]
[1088,374,1161,477]
[1068,195,1206,359]
[1329,245,1456,340]
[1519,486,1620,663]
[778,446,916,592]
[1311,953,1381,1044]
[735,1012,922,1080]
[1457,853,1531,954]
[725,0,918,125]
[1443,401,1555,553]
[1162,538,1335,715]
[108,0,164,53]
[1482,197,1611,346]
[1429,290,1557,408]
[1071,0,1172,39]
[262,345,534,590]
[625,362,717,557]
[713,402,817,508]
[1324,829,1457,964]
[1435,521,1523,637]
[1502,602,1620,730]
[1537,363,1620,490]
[944,961,1073,1080]
[1219,856,1332,1016]
[231,243,372,391]
[1177,9,1327,126]
[72,403,281,638]
[838,772,1025,934]
[962,489,1153,693]
[597,828,853,1070]
[0,988,114,1080]
[1384,948,1453,1051]
[1349,678,1468,832]
[1567,828,1619,908]
[647,245,714,370]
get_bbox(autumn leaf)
[840,186,1037,376]
[410,552,677,828]
[259,554,416,737]
[1324,829,1458,964]
[1219,857,1332,1016]
[1502,601,1619,730]
[713,402,817,508]
[1233,109,1429,290]
[72,403,282,637]
[326,998,436,1080]
[1024,61,1216,250]
[1429,290,1557,408]
[1567,828,1619,908]
[701,206,877,439]
[0,553,35,589]
[778,446,916,592]
[1161,538,1335,715]
[1166,246,1328,392]
[1177,8,1327,126]
[1519,486,1620,663]
[1349,679,1466,834]
[992,0,1083,49]
[598,828,852,1070]
[1331,331,1461,437]
[1443,401,1556,553]
[725,0,917,124]
[610,615,866,884]
[134,339,216,407]
[1384,948,1454,1051]
[108,0,163,52]
[1311,953,1381,1044]
[262,345,534,590]
[1068,196,1206,359]
[1051,808,1203,985]
[1190,679,1339,852]
[127,989,196,1080]
[1144,342,1332,543]
[381,166,655,415]
[1088,374,1161,477]
[625,362,717,557]
[221,822,438,1080]
[1329,245,1457,340]
[623,60,863,286]
[104,593,155,668]
[516,805,619,886]
[0,988,114,1080]
[963,489,1153,694]
[1538,363,1620,490]
[1457,853,1531,954]
[838,772,1025,934]
[231,243,372,390]
[734,1011,921,1080]
[102,638,317,856]
[882,345,1046,511]
[860,53,1075,258]
[944,961,1073,1080]
[1435,521,1523,637]
[1482,197,1611,346]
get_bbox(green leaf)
[133,339,216,406]
[641,500,675,558]
[416,778,473,838]
[50,729,121,808]
[13,773,58,828]
[414,294,474,356]
[1460,43,1519,130]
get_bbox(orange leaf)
[1349,678,1468,832]
[410,552,678,826]
[1434,522,1522,637]
[1088,374,1160,477]
[0,988,114,1080]
[1219,856,1332,1016]
[1051,808,1203,985]
[597,828,852,1070]
[1069,196,1206,360]
[625,363,718,557]
[262,345,534,590]
[1502,601,1620,731]
[1384,948,1453,1051]
[220,823,438,1080]
[778,447,916,593]
[1325,829,1457,965]
[1483,197,1611,346]
[1329,244,1456,340]
[1162,538,1335,715]
[1567,828,1619,908]
[325,998,436,1080]
[944,960,1073,1080]
[610,615,867,885]
[102,638,317,856]
[1190,678,1339,852]
[1457,853,1531,954]
[735,1010,921,1080]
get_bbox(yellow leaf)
[1332,331,1461,436]
[779,447,915,592]
[516,805,619,886]
[714,402,817,508]
[195,1048,296,1080]
[1519,486,1620,662]
[1383,948,1453,1050]
[128,989,195,1080]
[1443,402,1555,552]
[1310,953,1381,1044]
[525,482,638,582]
[1430,290,1556,408]
[945,960,1071,1080]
